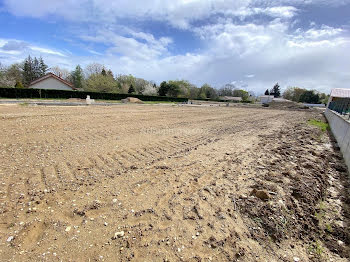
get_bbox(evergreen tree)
[22,56,48,86]
[23,55,34,86]
[128,84,135,94]
[158,81,169,96]
[33,57,40,79]
[264,89,269,95]
[72,65,84,90]
[101,68,107,76]
[39,57,48,77]
[270,83,281,98]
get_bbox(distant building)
[259,95,274,104]
[29,73,76,91]
[220,96,242,102]
[327,88,350,110]
[325,88,350,169]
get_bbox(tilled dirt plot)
[0,104,349,262]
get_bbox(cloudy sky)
[0,0,349,94]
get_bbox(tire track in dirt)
[42,111,279,194]
[2,105,327,262]
[2,110,278,211]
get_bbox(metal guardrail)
[328,98,350,119]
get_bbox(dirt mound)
[121,97,144,104]
[268,100,310,110]
[239,116,349,260]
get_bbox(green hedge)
[191,98,252,103]
[0,87,188,102]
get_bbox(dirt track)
[0,104,349,261]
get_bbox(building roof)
[29,73,75,90]
[330,88,350,98]
[220,96,242,101]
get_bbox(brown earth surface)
[0,104,349,262]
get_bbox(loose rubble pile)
[268,100,311,110]
[121,97,144,104]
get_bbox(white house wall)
[30,77,73,91]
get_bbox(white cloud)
[263,6,298,18]
[288,25,348,48]
[87,50,103,55]
[230,6,298,18]
[2,0,251,28]
[0,39,66,57]
[287,38,349,48]
[189,19,349,93]
[30,46,66,57]
[0,49,21,55]
[1,40,29,51]
[194,19,289,57]
[304,25,343,39]
[261,0,350,6]
[2,0,91,20]
[1,0,324,29]
[79,28,172,60]
[4,0,349,26]
[1,0,350,94]
[0,38,70,66]
[89,19,348,94]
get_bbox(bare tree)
[84,63,104,78]
[0,63,21,87]
[50,66,71,80]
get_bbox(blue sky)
[0,0,349,94]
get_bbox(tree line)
[0,56,328,102]
[0,57,253,100]
[282,87,329,104]
[0,56,48,88]
[263,83,328,104]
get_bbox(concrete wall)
[325,109,350,169]
[30,77,73,91]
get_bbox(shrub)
[15,81,24,88]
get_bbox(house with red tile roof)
[29,73,76,91]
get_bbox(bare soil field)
[0,104,349,262]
